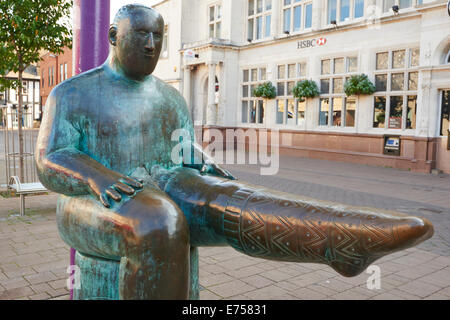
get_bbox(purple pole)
[70,0,110,300]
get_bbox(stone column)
[271,0,279,37]
[206,62,217,125]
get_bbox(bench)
[8,176,47,216]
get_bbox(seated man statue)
[36,4,433,300]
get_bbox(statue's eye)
[153,34,162,41]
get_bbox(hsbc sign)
[297,37,327,49]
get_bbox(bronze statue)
[36,4,433,300]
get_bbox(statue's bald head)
[109,4,164,80]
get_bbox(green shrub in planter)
[292,80,320,102]
[344,74,376,97]
[253,81,277,99]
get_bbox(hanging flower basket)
[253,81,277,99]
[344,74,376,97]
[293,80,320,102]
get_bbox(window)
[161,25,169,58]
[327,0,365,24]
[440,91,449,136]
[248,0,272,41]
[373,48,419,129]
[22,81,27,95]
[48,68,51,86]
[209,4,222,38]
[319,56,358,127]
[41,72,45,87]
[60,64,64,82]
[241,67,267,124]
[276,61,308,126]
[383,0,422,12]
[64,63,68,80]
[282,0,313,33]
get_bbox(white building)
[0,67,41,129]
[152,0,450,173]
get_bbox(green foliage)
[253,81,276,99]
[0,0,73,90]
[292,80,320,102]
[344,74,376,97]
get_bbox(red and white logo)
[316,38,327,46]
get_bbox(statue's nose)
[145,33,155,51]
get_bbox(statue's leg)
[152,167,434,277]
[57,187,190,299]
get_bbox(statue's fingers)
[120,177,143,189]
[106,187,122,202]
[113,182,135,195]
[100,192,111,208]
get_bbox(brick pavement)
[0,155,449,300]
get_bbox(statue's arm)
[35,89,142,207]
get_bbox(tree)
[0,0,72,183]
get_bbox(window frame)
[282,0,313,34]
[208,3,222,39]
[326,0,366,25]
[247,0,272,41]
[241,66,268,125]
[382,0,423,13]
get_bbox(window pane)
[243,85,249,97]
[399,0,412,9]
[299,62,307,77]
[265,14,271,37]
[215,22,221,38]
[354,0,364,18]
[243,70,249,82]
[251,69,258,81]
[319,98,330,125]
[297,100,306,126]
[242,101,248,122]
[266,0,272,11]
[293,5,301,31]
[287,99,295,125]
[287,81,295,95]
[209,6,215,21]
[334,58,345,74]
[376,52,388,70]
[333,78,344,93]
[283,9,291,32]
[209,24,214,37]
[391,73,405,91]
[328,0,337,24]
[260,68,267,80]
[348,57,358,72]
[250,100,256,123]
[258,100,265,123]
[284,0,291,5]
[276,99,285,124]
[257,0,263,13]
[373,96,386,128]
[389,96,403,129]
[278,65,285,79]
[305,4,312,28]
[288,64,296,78]
[406,95,416,129]
[345,98,356,127]
[332,97,343,126]
[321,79,330,94]
[248,19,254,40]
[408,72,418,91]
[217,5,222,18]
[384,0,395,12]
[392,50,406,69]
[321,59,331,75]
[410,48,420,67]
[375,74,387,91]
[340,0,350,21]
[277,82,285,96]
[256,16,262,39]
[248,0,254,15]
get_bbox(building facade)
[0,66,41,129]
[40,47,73,108]
[152,0,450,173]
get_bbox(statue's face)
[111,8,164,78]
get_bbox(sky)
[110,0,163,21]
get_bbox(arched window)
[446,50,450,64]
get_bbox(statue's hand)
[89,173,144,208]
[200,160,236,180]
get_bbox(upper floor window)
[248,0,272,41]
[283,0,313,33]
[383,0,422,12]
[209,4,222,38]
[327,0,365,24]
[161,25,169,58]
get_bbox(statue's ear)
[109,26,117,46]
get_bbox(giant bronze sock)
[151,166,433,277]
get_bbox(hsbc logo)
[297,37,327,49]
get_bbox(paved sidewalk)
[0,156,449,300]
